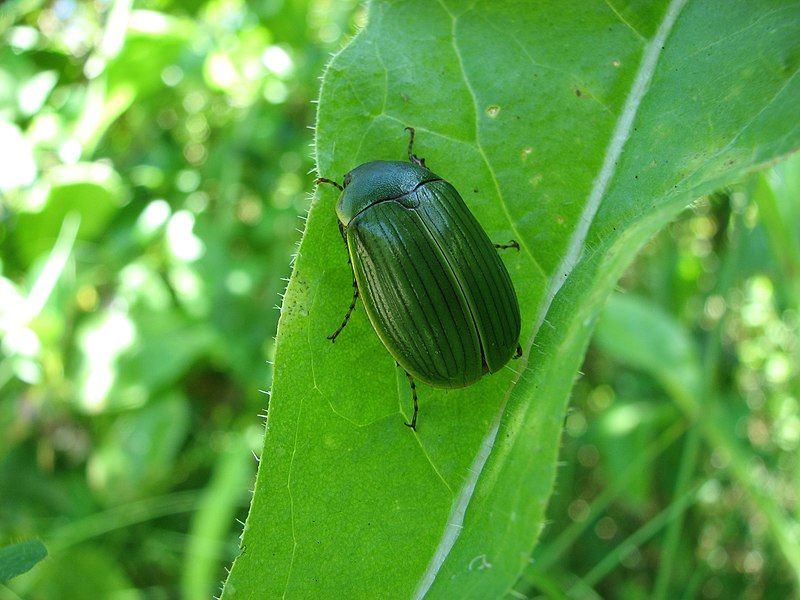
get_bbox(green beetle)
[317,128,521,430]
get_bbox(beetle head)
[335,160,437,226]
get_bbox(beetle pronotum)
[317,128,522,430]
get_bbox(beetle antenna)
[404,127,426,168]
[316,177,343,191]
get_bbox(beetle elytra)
[316,128,522,430]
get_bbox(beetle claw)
[402,370,419,431]
[494,239,520,251]
[405,126,427,168]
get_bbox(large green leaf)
[223,1,800,597]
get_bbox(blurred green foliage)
[1,0,361,597]
[0,540,47,583]
[519,156,800,599]
[1,0,799,598]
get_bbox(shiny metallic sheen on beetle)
[316,128,522,430]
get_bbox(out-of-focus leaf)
[14,162,126,265]
[14,543,142,600]
[0,122,37,190]
[73,305,214,412]
[106,11,195,99]
[0,539,47,582]
[594,293,702,410]
[74,305,136,412]
[224,1,800,598]
[202,25,273,105]
[87,393,191,505]
[114,312,216,401]
[754,153,800,305]
[595,398,676,510]
[181,432,255,600]
[596,293,800,581]
[0,47,37,119]
[75,10,196,152]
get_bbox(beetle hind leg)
[404,127,427,168]
[403,370,419,431]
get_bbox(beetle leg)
[404,127,427,168]
[328,273,359,343]
[494,239,520,251]
[514,344,523,359]
[403,370,418,431]
[328,223,359,342]
[315,177,343,191]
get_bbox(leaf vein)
[478,14,619,115]
[679,4,797,62]
[282,393,303,598]
[603,0,647,42]
[667,64,800,198]
[437,0,541,273]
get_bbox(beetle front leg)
[315,177,343,191]
[403,370,419,431]
[494,239,520,251]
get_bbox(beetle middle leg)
[328,276,358,343]
[403,370,419,431]
[328,222,359,343]
[494,239,520,251]
[404,127,426,168]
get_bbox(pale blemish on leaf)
[520,147,533,161]
[467,554,492,571]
